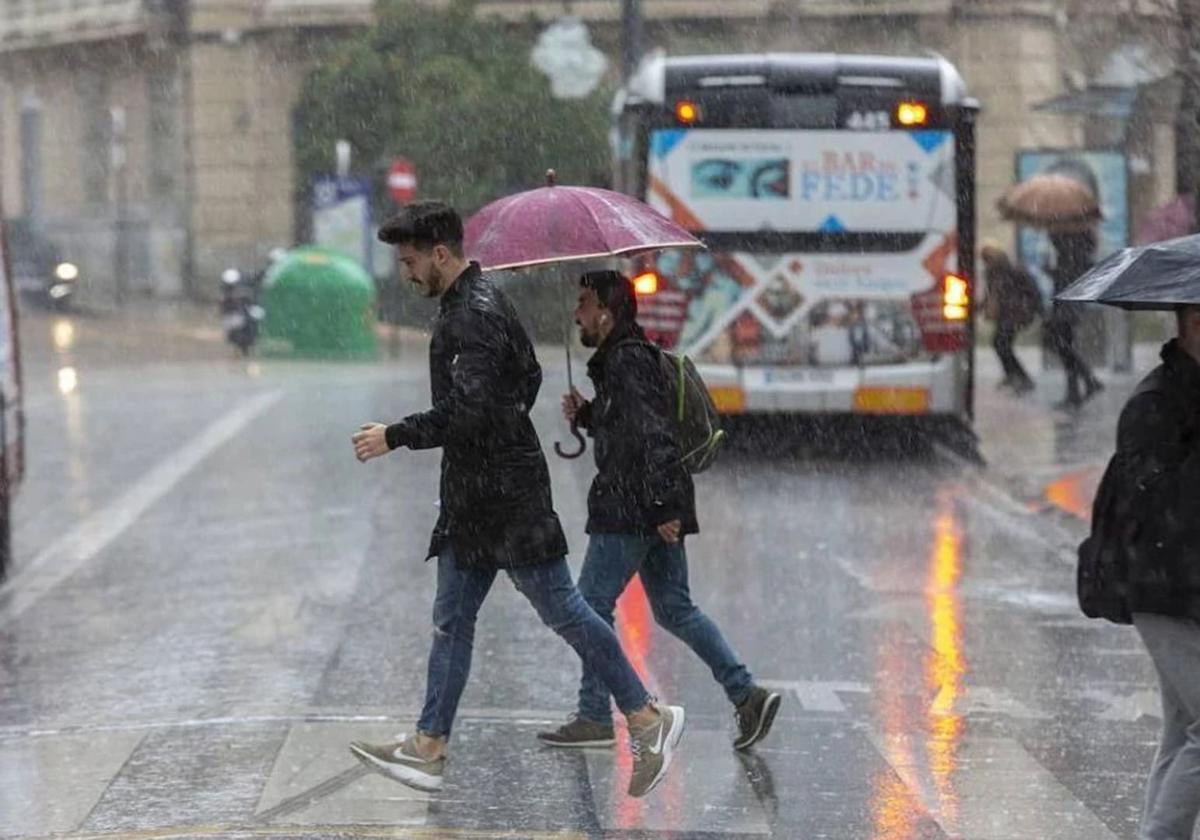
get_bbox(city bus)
[613,52,980,423]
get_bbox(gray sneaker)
[627,703,686,798]
[733,686,781,751]
[349,734,445,792]
[537,714,616,748]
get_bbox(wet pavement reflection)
[0,309,1163,838]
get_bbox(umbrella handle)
[554,419,587,460]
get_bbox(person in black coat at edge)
[1107,305,1200,840]
[980,240,1041,395]
[348,203,685,799]
[1046,229,1105,409]
[537,270,781,753]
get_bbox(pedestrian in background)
[349,203,686,799]
[1046,229,1104,408]
[538,270,780,753]
[980,240,1041,395]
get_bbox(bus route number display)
[844,111,891,131]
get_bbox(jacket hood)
[1161,338,1200,407]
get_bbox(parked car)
[5,218,78,309]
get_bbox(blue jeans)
[417,548,652,737]
[576,534,753,726]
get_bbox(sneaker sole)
[734,692,781,752]
[349,743,443,793]
[632,706,687,798]
[537,735,616,749]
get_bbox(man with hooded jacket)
[1100,304,1200,839]
[538,270,780,753]
[348,203,685,799]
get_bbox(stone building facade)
[0,0,371,301]
[0,0,1180,303]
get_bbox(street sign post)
[388,158,417,204]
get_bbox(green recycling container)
[261,246,377,359]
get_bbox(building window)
[147,64,179,203]
[19,92,41,220]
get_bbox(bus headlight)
[943,273,969,320]
[55,262,79,281]
[897,101,929,127]
[633,271,660,296]
[674,100,700,125]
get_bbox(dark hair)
[378,201,464,257]
[1178,304,1200,336]
[581,270,637,324]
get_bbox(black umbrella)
[1056,233,1200,311]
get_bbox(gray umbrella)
[1056,233,1200,311]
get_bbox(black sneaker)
[536,714,616,748]
[1011,377,1035,396]
[733,686,781,751]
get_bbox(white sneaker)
[349,734,445,792]
[627,704,686,797]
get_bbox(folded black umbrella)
[1056,233,1200,311]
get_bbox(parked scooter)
[6,218,78,310]
[219,268,264,356]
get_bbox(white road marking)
[871,732,1121,839]
[0,390,284,626]
[759,679,869,713]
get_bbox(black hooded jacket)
[575,320,698,536]
[385,264,568,568]
[1113,339,1200,618]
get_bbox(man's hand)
[352,423,391,463]
[562,388,587,423]
[657,519,682,544]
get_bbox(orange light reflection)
[870,487,967,838]
[614,574,654,828]
[924,493,966,826]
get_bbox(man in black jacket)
[1046,230,1104,409]
[1112,304,1200,839]
[980,241,1040,395]
[537,271,780,752]
[348,204,685,799]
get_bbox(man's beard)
[418,266,446,298]
[579,326,599,348]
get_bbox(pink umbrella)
[464,171,704,457]
[1134,193,1196,245]
[465,173,702,270]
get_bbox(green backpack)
[616,338,726,473]
[651,346,726,473]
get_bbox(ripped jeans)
[416,548,651,737]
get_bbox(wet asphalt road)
[0,310,1161,839]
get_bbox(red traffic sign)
[387,158,417,203]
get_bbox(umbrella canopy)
[1057,233,1200,310]
[998,173,1102,232]
[465,176,703,270]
